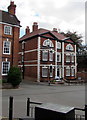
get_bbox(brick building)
[0,1,21,79]
[19,22,77,82]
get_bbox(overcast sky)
[0,0,86,44]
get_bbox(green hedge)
[7,66,22,87]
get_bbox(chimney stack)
[32,22,38,32]
[8,1,16,15]
[53,28,57,32]
[25,26,30,35]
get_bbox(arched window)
[57,42,61,49]
[43,39,54,47]
[66,44,74,51]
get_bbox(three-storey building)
[19,22,77,82]
[0,1,21,79]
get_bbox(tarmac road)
[1,82,85,118]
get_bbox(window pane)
[49,52,53,61]
[66,56,70,62]
[42,68,48,77]
[72,56,74,62]
[3,41,10,54]
[57,42,61,49]
[4,26,12,35]
[2,62,10,75]
[42,51,48,61]
[43,39,54,47]
[71,68,75,76]
[66,68,70,76]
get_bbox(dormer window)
[43,39,54,47]
[4,25,12,35]
[66,44,74,51]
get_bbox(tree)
[61,31,83,52]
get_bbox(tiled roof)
[19,28,67,41]
[0,10,21,27]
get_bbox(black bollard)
[85,105,87,120]
[27,98,30,116]
[9,96,13,120]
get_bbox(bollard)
[9,96,13,120]
[85,105,87,120]
[27,98,30,116]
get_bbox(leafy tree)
[7,66,22,87]
[61,31,83,51]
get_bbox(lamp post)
[22,41,26,79]
[48,49,54,85]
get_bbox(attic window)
[66,44,74,51]
[4,25,12,35]
[43,39,54,47]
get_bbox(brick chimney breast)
[8,1,16,15]
[32,22,38,32]
[25,26,30,35]
[53,28,57,32]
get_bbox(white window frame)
[3,40,11,55]
[57,53,61,62]
[43,39,54,47]
[2,61,10,75]
[66,44,74,51]
[42,67,48,77]
[49,51,53,61]
[57,42,61,49]
[42,50,48,61]
[4,25,12,35]
[66,67,70,76]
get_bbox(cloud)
[0,0,85,44]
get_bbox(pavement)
[1,82,86,118]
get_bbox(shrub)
[7,66,22,87]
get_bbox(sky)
[0,0,86,44]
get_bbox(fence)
[75,108,85,120]
[8,97,86,120]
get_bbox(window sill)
[3,53,11,55]
[2,74,8,76]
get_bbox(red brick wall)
[12,27,20,66]
[0,24,2,79]
[1,23,20,79]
